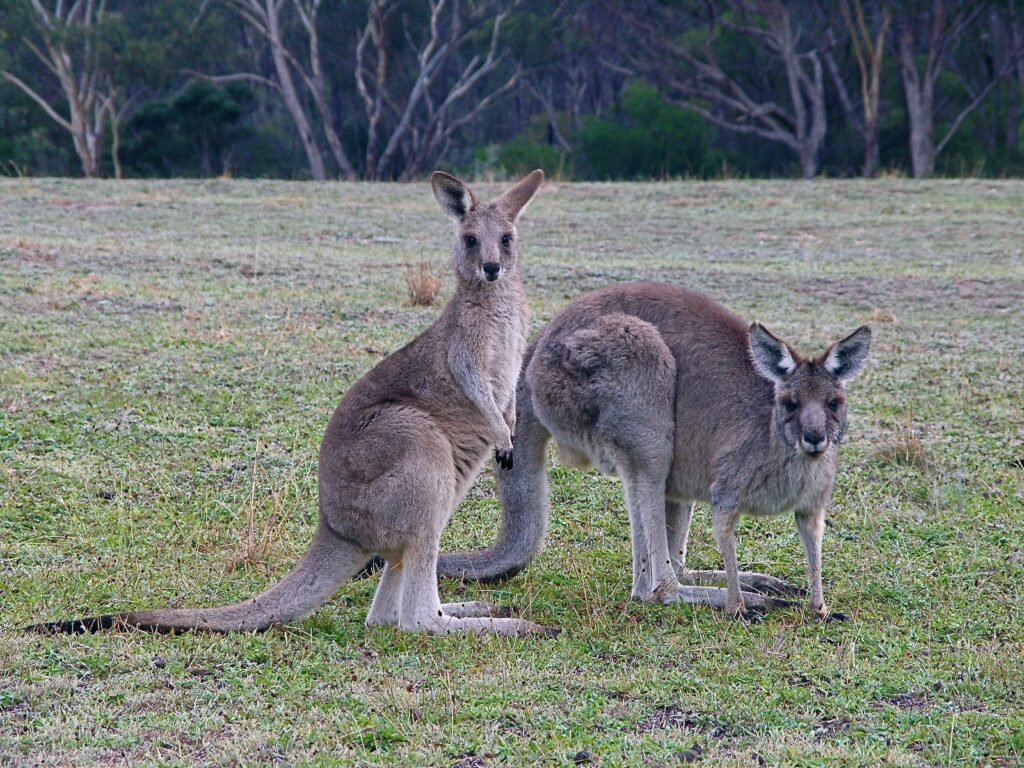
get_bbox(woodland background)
[3,0,1024,182]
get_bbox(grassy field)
[1,178,1022,767]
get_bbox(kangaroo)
[438,282,871,620]
[29,169,553,638]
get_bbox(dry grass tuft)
[226,446,293,572]
[404,260,443,306]
[873,413,928,471]
[10,238,56,263]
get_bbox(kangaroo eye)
[463,235,477,248]
[501,234,513,248]
[784,399,799,414]
[828,398,841,412]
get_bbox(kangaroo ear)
[431,171,477,220]
[821,326,872,381]
[493,169,544,222]
[749,323,798,383]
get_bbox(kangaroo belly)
[555,442,592,471]
[548,428,619,475]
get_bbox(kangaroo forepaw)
[494,447,514,470]
[354,555,385,579]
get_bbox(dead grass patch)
[873,413,928,471]
[869,307,898,323]
[9,238,56,263]
[404,260,443,306]
[225,446,293,572]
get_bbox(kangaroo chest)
[487,306,526,411]
[740,455,835,517]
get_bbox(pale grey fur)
[30,170,552,638]
[438,282,871,620]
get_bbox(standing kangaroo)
[30,170,552,638]
[438,282,871,620]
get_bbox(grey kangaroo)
[438,282,871,620]
[30,170,552,637]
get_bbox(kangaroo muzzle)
[483,262,501,281]
[800,431,827,456]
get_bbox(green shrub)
[576,81,721,179]
[497,136,568,178]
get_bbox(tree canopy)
[2,0,1022,180]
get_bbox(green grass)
[2,178,1022,767]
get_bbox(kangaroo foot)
[440,600,516,619]
[680,569,806,598]
[406,612,559,638]
[671,585,799,619]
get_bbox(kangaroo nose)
[483,262,500,281]
[802,431,826,453]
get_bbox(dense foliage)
[1,0,1022,180]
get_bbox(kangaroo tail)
[27,523,369,634]
[437,365,551,583]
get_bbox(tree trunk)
[110,114,123,179]
[863,114,881,176]
[1008,81,1020,152]
[300,0,357,180]
[265,1,325,180]
[908,110,936,177]
[897,18,936,178]
[798,145,817,179]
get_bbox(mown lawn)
[1,178,1022,767]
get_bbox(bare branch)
[528,79,572,152]
[1,70,73,131]
[936,60,1016,154]
[182,69,282,92]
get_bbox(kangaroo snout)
[483,262,501,281]
[801,431,827,456]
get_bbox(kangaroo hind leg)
[622,472,678,603]
[677,569,806,598]
[398,541,554,637]
[667,502,803,597]
[366,558,404,627]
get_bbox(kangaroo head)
[431,169,544,286]
[748,324,872,459]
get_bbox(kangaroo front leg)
[449,347,512,463]
[796,508,834,620]
[711,505,746,619]
[496,399,516,470]
[668,502,804,598]
[366,559,404,627]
